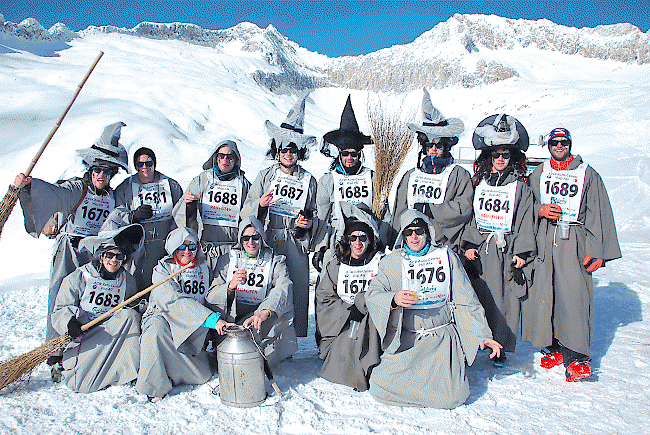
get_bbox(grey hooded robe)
[173,140,251,257]
[366,210,493,408]
[240,163,317,338]
[114,171,183,288]
[206,217,297,367]
[461,173,536,353]
[391,166,473,252]
[521,156,621,357]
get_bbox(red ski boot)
[565,361,591,382]
[540,349,563,369]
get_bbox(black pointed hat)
[323,95,372,150]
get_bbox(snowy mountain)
[0,12,650,434]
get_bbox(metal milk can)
[217,325,266,408]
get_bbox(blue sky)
[3,1,649,57]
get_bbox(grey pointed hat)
[323,95,372,150]
[265,96,317,154]
[78,223,145,259]
[472,114,529,151]
[407,88,464,141]
[76,121,130,172]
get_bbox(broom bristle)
[0,334,72,392]
[0,184,20,236]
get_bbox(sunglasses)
[103,251,126,261]
[423,139,445,150]
[241,234,261,242]
[216,152,235,161]
[491,151,511,160]
[347,234,368,242]
[92,166,116,177]
[135,159,154,169]
[279,147,298,155]
[548,139,570,148]
[177,243,198,252]
[403,227,426,237]
[340,150,359,158]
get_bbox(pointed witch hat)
[323,95,372,151]
[472,113,529,151]
[265,95,317,157]
[76,121,130,172]
[406,88,464,141]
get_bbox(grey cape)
[521,156,621,356]
[136,227,219,398]
[391,165,473,252]
[173,139,251,257]
[114,171,183,288]
[366,210,493,408]
[461,174,536,353]
[240,163,318,337]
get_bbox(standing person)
[13,121,129,380]
[241,96,317,338]
[173,138,251,258]
[313,95,390,272]
[113,147,183,288]
[365,210,501,408]
[522,127,621,382]
[136,227,233,400]
[391,88,473,253]
[51,224,144,393]
[461,114,536,367]
[316,201,383,391]
[207,217,298,366]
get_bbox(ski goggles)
[91,166,117,177]
[241,234,261,242]
[135,159,154,169]
[177,243,198,252]
[347,234,368,242]
[340,150,360,158]
[491,151,511,160]
[402,227,426,237]
[103,251,127,261]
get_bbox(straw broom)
[367,97,414,219]
[0,51,104,238]
[0,262,192,393]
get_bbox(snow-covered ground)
[0,24,649,435]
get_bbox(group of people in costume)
[11,88,620,408]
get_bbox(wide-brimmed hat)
[472,114,529,151]
[407,88,464,141]
[265,96,317,156]
[322,95,372,151]
[76,122,130,172]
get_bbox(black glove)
[349,305,365,322]
[131,204,153,223]
[67,317,84,339]
[312,248,325,272]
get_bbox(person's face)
[135,154,154,183]
[241,226,261,256]
[340,148,360,168]
[278,145,298,168]
[549,138,571,162]
[491,148,511,172]
[101,248,124,273]
[216,146,236,173]
[175,239,197,265]
[426,139,444,157]
[348,231,369,259]
[403,226,427,252]
[90,166,115,189]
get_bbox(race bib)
[226,250,273,305]
[336,254,382,304]
[400,247,450,310]
[332,168,373,209]
[201,177,242,228]
[131,177,173,223]
[539,161,587,223]
[473,180,517,233]
[268,169,310,219]
[69,191,115,236]
[407,164,456,208]
[174,262,209,304]
[79,269,126,320]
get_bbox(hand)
[480,338,503,359]
[349,305,365,322]
[184,192,199,203]
[295,215,312,229]
[465,249,479,261]
[259,189,276,208]
[512,255,526,269]
[243,309,271,331]
[583,256,603,273]
[393,290,417,308]
[312,248,325,272]
[13,173,32,189]
[229,269,247,290]
[539,203,562,220]
[214,318,235,335]
[67,317,84,339]
[131,204,153,223]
